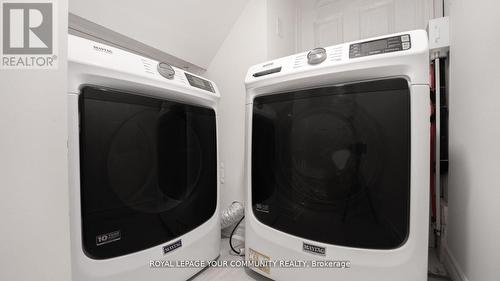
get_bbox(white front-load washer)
[244,30,430,281]
[68,35,220,281]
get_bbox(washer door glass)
[79,87,217,259]
[252,78,411,250]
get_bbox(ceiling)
[70,0,251,69]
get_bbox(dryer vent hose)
[220,201,244,229]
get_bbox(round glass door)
[252,78,411,250]
[79,87,217,259]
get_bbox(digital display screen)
[361,39,388,53]
[190,76,206,87]
[349,35,408,58]
[185,73,215,93]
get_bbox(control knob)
[157,62,175,79]
[307,48,327,65]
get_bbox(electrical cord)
[229,215,245,255]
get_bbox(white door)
[297,0,436,52]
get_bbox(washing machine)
[68,35,220,281]
[244,30,430,281]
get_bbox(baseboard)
[442,246,469,281]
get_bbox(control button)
[401,35,410,42]
[402,42,410,50]
[157,62,175,79]
[307,48,327,65]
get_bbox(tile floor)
[190,239,451,281]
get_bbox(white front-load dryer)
[68,35,220,281]
[244,30,430,281]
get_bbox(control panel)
[245,30,428,85]
[349,34,411,58]
[69,34,220,98]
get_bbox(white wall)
[445,0,500,280]
[204,0,268,210]
[267,0,297,60]
[0,1,71,281]
[69,0,250,69]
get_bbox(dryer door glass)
[252,78,411,249]
[79,87,217,259]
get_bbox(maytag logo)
[163,240,182,255]
[93,45,112,54]
[303,242,326,256]
[1,1,57,69]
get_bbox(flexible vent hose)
[220,201,244,229]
